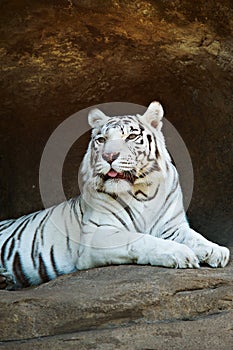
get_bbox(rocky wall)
[0,2,232,238]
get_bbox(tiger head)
[81,102,170,197]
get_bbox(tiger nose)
[102,152,120,164]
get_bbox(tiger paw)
[195,244,230,268]
[138,240,200,269]
[0,269,15,290]
[156,243,200,269]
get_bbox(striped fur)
[0,102,230,288]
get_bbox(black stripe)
[96,200,130,229]
[149,174,179,234]
[164,173,179,204]
[134,190,148,198]
[16,211,43,241]
[129,202,147,230]
[115,196,140,232]
[138,124,145,135]
[39,210,54,245]
[7,238,15,260]
[89,220,119,228]
[31,233,37,268]
[13,252,30,287]
[71,199,82,229]
[150,194,177,234]
[138,160,160,179]
[120,125,125,134]
[163,228,180,240]
[153,135,160,159]
[137,150,147,158]
[89,220,100,227]
[50,246,60,276]
[130,126,139,132]
[135,190,147,197]
[168,152,176,167]
[147,184,160,201]
[162,209,183,232]
[104,192,140,232]
[78,200,85,225]
[30,211,43,222]
[129,184,160,202]
[0,220,16,232]
[1,218,29,267]
[162,226,176,238]
[147,134,152,153]
[39,253,50,283]
[95,191,131,230]
[68,200,74,225]
[61,202,67,216]
[65,222,72,255]
[30,211,52,266]
[17,218,31,240]
[64,202,73,254]
[111,210,130,230]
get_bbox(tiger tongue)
[107,170,118,178]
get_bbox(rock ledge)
[0,248,232,349]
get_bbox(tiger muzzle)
[102,152,120,164]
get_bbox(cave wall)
[0,0,232,244]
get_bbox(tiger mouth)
[101,169,136,184]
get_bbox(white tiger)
[0,102,230,289]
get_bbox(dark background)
[0,0,232,244]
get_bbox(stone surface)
[0,248,233,349]
[0,0,232,244]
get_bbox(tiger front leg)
[167,226,230,268]
[77,227,200,270]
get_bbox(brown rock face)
[0,249,233,349]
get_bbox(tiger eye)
[97,137,106,143]
[126,134,138,140]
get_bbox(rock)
[0,248,232,349]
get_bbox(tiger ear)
[88,108,109,128]
[141,101,164,130]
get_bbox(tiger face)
[90,118,157,194]
[82,102,170,195]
